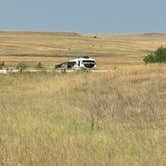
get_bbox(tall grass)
[0,65,166,165]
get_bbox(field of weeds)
[0,64,166,166]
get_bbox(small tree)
[16,63,27,73]
[144,47,166,63]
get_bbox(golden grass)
[1,31,166,68]
[0,65,166,166]
[0,31,166,165]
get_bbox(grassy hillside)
[1,31,166,67]
[0,31,166,165]
[0,65,166,165]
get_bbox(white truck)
[55,56,96,70]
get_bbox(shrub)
[16,63,27,73]
[144,47,166,63]
[0,61,5,69]
[36,62,43,69]
[35,62,47,73]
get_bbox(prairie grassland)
[1,32,166,67]
[0,32,166,57]
[0,64,166,166]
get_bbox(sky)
[0,0,166,34]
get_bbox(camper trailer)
[55,56,96,70]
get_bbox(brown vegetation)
[0,31,166,165]
[1,31,166,68]
[0,65,166,165]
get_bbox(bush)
[36,62,44,69]
[35,62,46,73]
[0,61,5,69]
[16,63,27,73]
[144,47,166,63]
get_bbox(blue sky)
[0,0,166,34]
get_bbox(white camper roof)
[69,57,95,62]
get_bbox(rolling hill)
[0,31,166,67]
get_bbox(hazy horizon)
[1,30,166,35]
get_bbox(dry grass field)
[0,31,166,165]
[0,65,166,166]
[1,31,166,68]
